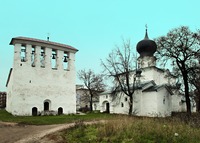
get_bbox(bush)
[79,107,90,113]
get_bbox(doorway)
[106,102,110,113]
[32,107,38,116]
[58,107,63,115]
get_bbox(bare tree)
[101,40,138,115]
[155,26,200,115]
[78,69,105,111]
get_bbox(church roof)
[142,84,173,95]
[134,66,177,78]
[112,66,176,79]
[10,37,78,53]
[100,80,173,95]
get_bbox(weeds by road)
[0,110,114,125]
[50,115,200,143]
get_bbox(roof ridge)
[10,36,78,52]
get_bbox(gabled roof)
[100,80,173,95]
[141,66,177,78]
[99,80,154,95]
[142,84,173,95]
[111,66,176,78]
[139,80,156,90]
[10,37,78,53]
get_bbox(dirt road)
[0,121,74,143]
[0,120,104,143]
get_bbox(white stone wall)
[156,89,172,117]
[138,56,156,68]
[100,94,112,113]
[100,88,174,117]
[7,40,77,116]
[140,68,175,85]
[111,94,129,114]
[76,88,101,111]
[140,91,158,116]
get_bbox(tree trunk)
[129,95,133,115]
[90,94,93,111]
[196,89,200,112]
[198,96,200,112]
[183,73,191,115]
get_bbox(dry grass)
[58,115,200,143]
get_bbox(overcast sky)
[0,0,200,90]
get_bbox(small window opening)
[121,102,124,107]
[31,47,35,67]
[40,47,45,68]
[20,46,26,62]
[125,97,127,102]
[63,52,69,70]
[163,97,165,104]
[51,49,57,69]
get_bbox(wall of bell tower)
[6,37,78,116]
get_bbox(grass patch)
[58,116,200,143]
[0,109,114,125]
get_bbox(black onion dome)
[136,29,157,57]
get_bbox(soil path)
[0,120,105,143]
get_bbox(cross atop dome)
[145,24,149,39]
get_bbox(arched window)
[44,99,51,111]
[44,102,49,111]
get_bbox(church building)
[6,37,78,116]
[100,29,186,117]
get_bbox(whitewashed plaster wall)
[128,67,176,87]
[111,94,129,114]
[76,89,100,111]
[171,94,184,112]
[7,42,77,116]
[100,94,113,113]
[100,89,173,117]
[156,88,172,117]
[140,68,175,85]
[100,93,131,114]
[140,91,158,117]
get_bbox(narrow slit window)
[121,102,124,107]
